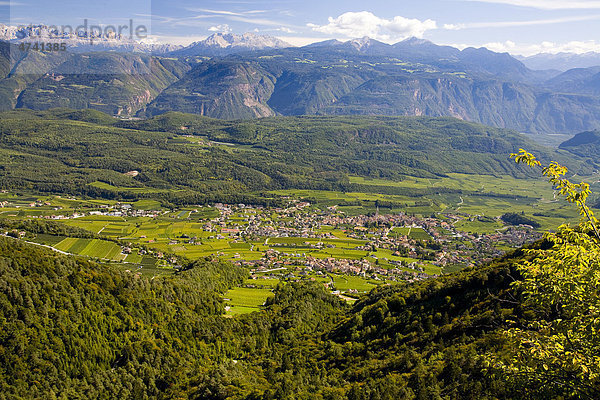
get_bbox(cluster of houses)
[3,197,543,286]
[208,203,541,270]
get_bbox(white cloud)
[444,14,600,30]
[182,7,287,28]
[226,15,290,27]
[451,40,600,56]
[251,26,296,34]
[307,11,436,42]
[185,8,266,16]
[208,24,232,33]
[464,0,600,9]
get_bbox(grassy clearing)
[224,287,274,314]
[331,275,377,292]
[246,278,280,288]
[88,181,174,194]
[133,199,162,210]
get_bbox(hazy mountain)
[169,32,293,57]
[391,37,461,63]
[143,41,600,134]
[458,47,535,82]
[304,39,345,48]
[545,66,600,95]
[0,41,190,115]
[559,129,600,157]
[518,52,600,71]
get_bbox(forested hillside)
[0,236,247,398]
[559,129,600,158]
[0,234,529,399]
[0,109,586,205]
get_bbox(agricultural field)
[276,172,591,231]
[224,287,274,315]
[331,275,378,292]
[88,181,175,194]
[53,238,125,261]
[4,169,590,314]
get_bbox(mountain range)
[169,32,292,57]
[2,32,600,134]
[517,52,600,71]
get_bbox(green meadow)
[224,287,274,315]
[4,168,592,314]
[331,275,378,292]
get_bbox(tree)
[487,149,600,399]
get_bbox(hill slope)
[0,109,580,204]
[559,129,600,157]
[0,231,537,398]
[0,235,247,399]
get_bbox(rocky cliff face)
[143,50,600,133]
[144,61,277,119]
[13,53,190,116]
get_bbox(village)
[0,195,543,286]
[205,202,541,282]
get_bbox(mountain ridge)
[2,34,600,133]
[142,44,600,134]
[168,32,293,57]
[518,51,600,71]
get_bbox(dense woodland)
[0,233,537,399]
[0,109,592,207]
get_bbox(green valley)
[0,97,598,399]
[3,8,600,399]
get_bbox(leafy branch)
[485,150,600,399]
[510,149,600,244]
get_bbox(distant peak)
[350,36,372,44]
[346,36,389,51]
[195,32,291,49]
[398,37,433,46]
[304,39,344,48]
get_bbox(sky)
[2,0,600,55]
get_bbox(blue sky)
[3,0,600,55]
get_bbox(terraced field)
[54,238,125,261]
